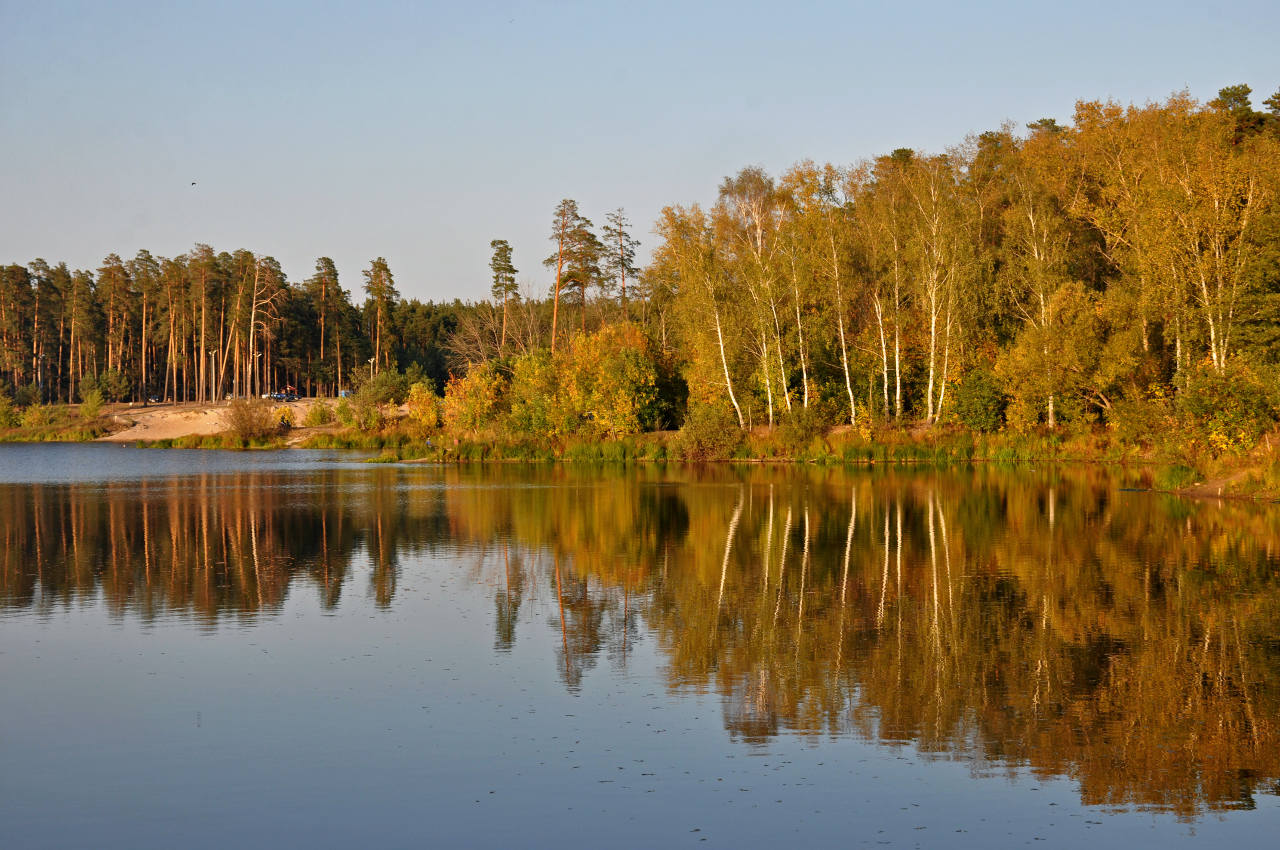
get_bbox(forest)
[3,86,1280,461]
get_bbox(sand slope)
[97,403,231,443]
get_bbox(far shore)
[0,399,1275,503]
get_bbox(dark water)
[2,446,1278,848]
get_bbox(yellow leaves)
[442,362,506,436]
[405,381,440,429]
[555,324,660,439]
[448,325,664,442]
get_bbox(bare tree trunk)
[874,296,890,421]
[500,293,508,353]
[926,286,938,423]
[790,260,809,409]
[936,304,952,423]
[551,212,566,355]
[713,305,744,428]
[769,296,791,413]
[833,255,856,426]
[759,330,774,427]
[893,318,902,420]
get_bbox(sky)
[1,0,1277,303]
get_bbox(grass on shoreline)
[0,403,111,443]
[6,404,1279,500]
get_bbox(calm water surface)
[2,445,1278,848]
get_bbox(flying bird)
[191,181,197,186]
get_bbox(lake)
[1,444,1278,848]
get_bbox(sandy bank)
[97,400,314,443]
[97,402,230,443]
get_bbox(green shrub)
[224,398,280,442]
[335,398,355,427]
[1109,390,1174,450]
[352,369,411,406]
[952,368,1008,432]
[80,388,104,420]
[1176,363,1277,456]
[13,383,39,407]
[442,361,507,435]
[303,401,334,427]
[351,394,385,431]
[20,404,51,429]
[82,368,130,403]
[562,325,662,438]
[778,406,826,453]
[506,351,559,436]
[675,404,743,461]
[405,381,440,429]
[0,393,17,429]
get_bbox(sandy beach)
[96,402,230,443]
[97,400,313,443]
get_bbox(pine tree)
[489,239,518,351]
[307,257,343,393]
[363,257,399,373]
[601,208,640,312]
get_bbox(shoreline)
[4,400,1279,502]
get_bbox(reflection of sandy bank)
[97,402,230,442]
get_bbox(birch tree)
[654,204,745,427]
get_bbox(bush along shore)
[0,347,1277,504]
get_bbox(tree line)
[0,248,463,405]
[644,86,1280,436]
[3,85,1279,448]
[436,85,1280,455]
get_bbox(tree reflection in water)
[2,463,1278,817]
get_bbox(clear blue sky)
[2,0,1276,303]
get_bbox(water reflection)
[3,462,1279,818]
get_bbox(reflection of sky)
[8,546,1277,849]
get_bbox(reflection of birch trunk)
[928,496,941,664]
[895,499,903,687]
[876,505,890,629]
[773,506,792,627]
[837,487,856,669]
[555,553,570,677]
[717,491,744,612]
[841,487,856,606]
[937,495,954,633]
[763,487,774,594]
[895,501,903,594]
[796,508,810,657]
[1233,618,1261,748]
